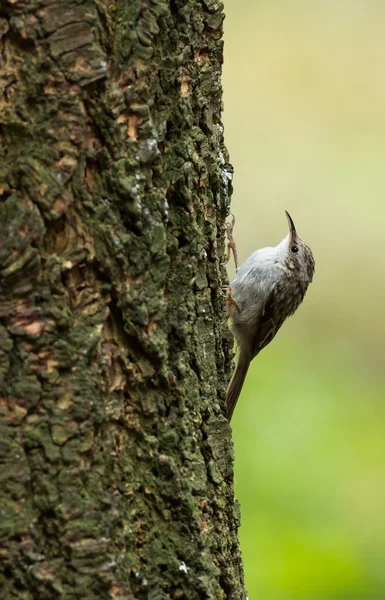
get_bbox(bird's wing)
[251,286,283,359]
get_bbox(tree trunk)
[0,1,245,598]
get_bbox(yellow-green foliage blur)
[223,2,385,598]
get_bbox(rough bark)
[0,1,245,598]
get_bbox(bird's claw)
[224,285,241,320]
[225,213,239,273]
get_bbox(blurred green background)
[222,2,385,598]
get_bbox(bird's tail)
[226,352,251,422]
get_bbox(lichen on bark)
[0,0,245,598]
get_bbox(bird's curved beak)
[285,210,296,241]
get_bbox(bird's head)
[284,210,315,283]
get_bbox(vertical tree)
[0,1,245,598]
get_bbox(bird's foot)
[225,213,239,273]
[224,285,241,320]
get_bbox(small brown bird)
[226,211,315,422]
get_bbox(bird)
[225,211,315,422]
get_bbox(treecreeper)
[225,211,315,422]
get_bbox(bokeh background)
[222,2,385,598]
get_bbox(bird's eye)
[291,246,299,253]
